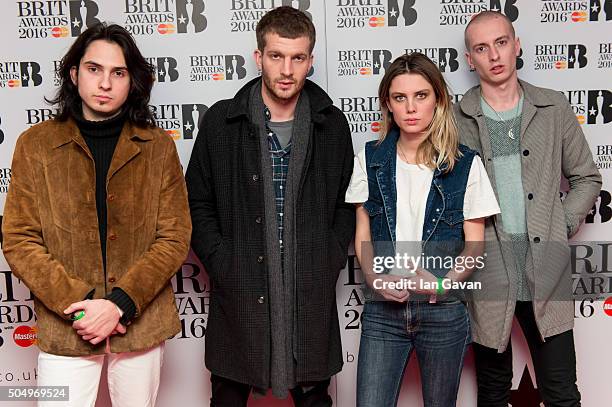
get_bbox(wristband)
[72,310,85,321]
[436,277,445,296]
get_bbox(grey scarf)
[249,80,311,397]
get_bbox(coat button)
[252,174,259,181]
[108,194,115,201]
[255,216,262,224]
[257,255,264,263]
[257,296,265,304]
[534,237,540,243]
[108,277,116,283]
[528,193,533,200]
[109,233,117,240]
[523,149,530,156]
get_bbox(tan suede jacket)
[2,118,191,356]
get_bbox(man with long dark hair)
[2,23,191,406]
[186,6,355,406]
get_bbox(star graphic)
[227,67,233,74]
[509,366,542,407]
[158,70,165,77]
[178,15,187,25]
[440,61,446,67]
[184,121,193,131]
[569,56,575,63]
[589,107,597,116]
[589,208,595,215]
[592,4,599,12]
[72,18,81,28]
[22,74,29,81]
[390,7,398,17]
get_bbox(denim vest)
[363,129,477,278]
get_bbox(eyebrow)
[472,35,510,49]
[391,88,430,95]
[82,60,128,70]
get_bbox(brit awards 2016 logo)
[146,57,180,83]
[230,0,312,32]
[25,107,59,125]
[0,168,11,195]
[533,44,588,70]
[150,103,208,140]
[585,190,611,223]
[594,145,612,170]
[404,47,460,72]
[563,89,612,125]
[540,0,611,23]
[439,0,518,26]
[124,0,207,36]
[598,43,612,68]
[337,49,392,77]
[189,55,247,82]
[0,62,42,88]
[340,96,382,134]
[335,0,417,29]
[15,0,100,39]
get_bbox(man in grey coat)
[454,11,601,407]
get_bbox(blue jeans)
[356,300,471,407]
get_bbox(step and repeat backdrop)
[1,1,611,406]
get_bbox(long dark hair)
[46,22,155,126]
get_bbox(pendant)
[508,128,515,140]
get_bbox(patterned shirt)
[265,107,291,255]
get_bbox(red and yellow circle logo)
[604,297,612,317]
[13,325,37,347]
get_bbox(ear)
[514,36,521,57]
[253,49,262,71]
[308,53,314,72]
[70,66,78,86]
[465,51,473,70]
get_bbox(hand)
[110,322,127,336]
[364,273,410,302]
[64,299,121,345]
[407,268,440,296]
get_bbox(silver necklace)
[481,93,521,140]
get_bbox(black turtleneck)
[73,109,136,325]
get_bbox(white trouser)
[37,342,164,407]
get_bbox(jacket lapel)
[107,123,142,181]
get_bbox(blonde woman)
[346,53,500,407]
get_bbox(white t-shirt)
[345,149,501,241]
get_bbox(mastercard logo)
[51,26,69,38]
[8,79,21,87]
[571,11,587,22]
[604,297,612,317]
[158,24,176,35]
[166,129,181,140]
[555,61,567,70]
[359,67,372,76]
[371,122,381,132]
[576,115,586,124]
[212,73,225,81]
[13,325,37,348]
[369,17,385,27]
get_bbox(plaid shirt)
[265,107,291,255]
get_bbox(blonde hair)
[377,52,460,172]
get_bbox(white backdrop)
[0,1,611,406]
